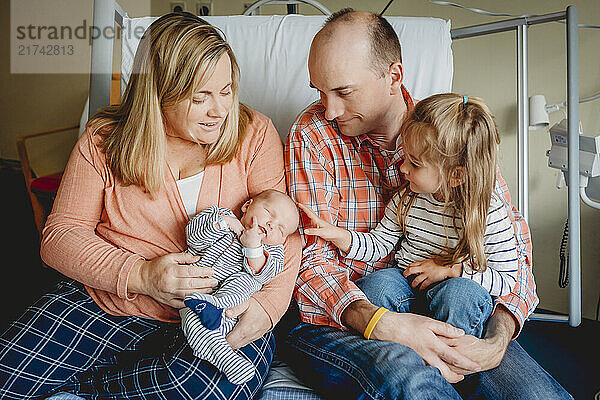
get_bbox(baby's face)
[240,195,299,246]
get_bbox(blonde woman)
[0,12,300,399]
[300,93,518,340]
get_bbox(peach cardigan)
[41,110,301,325]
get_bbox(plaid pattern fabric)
[258,387,323,400]
[0,280,274,399]
[493,174,538,333]
[285,88,538,333]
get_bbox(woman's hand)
[225,297,272,349]
[297,203,352,253]
[403,259,462,290]
[128,252,218,308]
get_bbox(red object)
[30,172,63,195]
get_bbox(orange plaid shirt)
[285,87,538,334]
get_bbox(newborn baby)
[179,189,299,384]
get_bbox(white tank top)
[175,171,204,218]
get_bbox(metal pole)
[451,11,565,40]
[566,5,581,327]
[517,25,529,223]
[89,0,115,119]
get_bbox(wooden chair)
[16,74,122,239]
[16,125,79,238]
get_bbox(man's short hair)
[324,8,403,76]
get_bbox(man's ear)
[389,62,404,95]
[241,199,253,212]
[450,167,466,188]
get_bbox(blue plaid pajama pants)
[0,280,274,399]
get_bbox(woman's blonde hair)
[90,12,252,197]
[397,93,500,272]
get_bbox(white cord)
[548,92,600,111]
[436,0,600,115]
[430,0,600,29]
[580,186,600,210]
[430,1,518,17]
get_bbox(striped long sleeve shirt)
[346,191,519,297]
[285,87,538,334]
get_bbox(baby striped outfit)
[180,206,284,384]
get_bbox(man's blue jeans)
[279,269,573,400]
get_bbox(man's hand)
[441,307,515,375]
[225,297,272,349]
[342,300,479,383]
[403,259,461,291]
[373,311,479,383]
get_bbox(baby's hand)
[239,217,266,248]
[222,214,244,236]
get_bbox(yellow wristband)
[363,307,387,340]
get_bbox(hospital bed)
[84,0,581,328]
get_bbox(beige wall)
[2,0,599,320]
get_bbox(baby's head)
[240,189,300,245]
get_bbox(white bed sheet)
[121,15,453,141]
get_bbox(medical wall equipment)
[529,70,600,298]
[546,119,600,293]
[85,1,582,326]
[530,85,600,291]
[547,119,600,210]
[530,93,600,131]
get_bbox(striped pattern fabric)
[182,206,284,384]
[285,88,538,333]
[346,190,519,297]
[0,280,274,399]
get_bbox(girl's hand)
[403,259,462,290]
[297,203,352,253]
[239,216,265,248]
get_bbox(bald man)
[279,8,572,400]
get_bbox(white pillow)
[120,15,453,140]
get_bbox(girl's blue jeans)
[357,268,493,338]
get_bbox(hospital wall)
[1,0,599,322]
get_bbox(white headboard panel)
[122,15,453,140]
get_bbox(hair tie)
[463,96,468,105]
